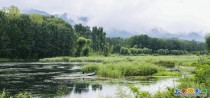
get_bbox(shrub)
[157,49,169,55]
[81,64,100,73]
[154,71,181,76]
[120,47,131,55]
[98,67,122,78]
[155,61,175,67]
[82,46,90,56]
[82,61,165,78]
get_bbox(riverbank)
[0,55,202,98]
[39,55,198,66]
[0,58,24,62]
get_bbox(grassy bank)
[0,90,32,98]
[39,55,198,66]
[81,61,167,78]
[0,58,24,62]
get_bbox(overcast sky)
[0,0,210,35]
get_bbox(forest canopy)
[0,6,206,59]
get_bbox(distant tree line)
[107,35,206,55]
[0,6,207,59]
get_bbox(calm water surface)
[0,62,178,98]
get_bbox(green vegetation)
[40,55,198,65]
[0,58,24,62]
[0,6,206,60]
[0,6,210,98]
[107,35,206,55]
[0,90,32,98]
[154,60,175,67]
[0,6,106,59]
[81,64,100,73]
[111,55,210,98]
[82,61,166,78]
[154,71,181,76]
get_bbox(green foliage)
[81,64,100,73]
[154,71,181,76]
[0,6,207,60]
[170,50,187,55]
[91,26,106,53]
[127,35,205,53]
[194,55,210,86]
[120,47,131,55]
[103,43,110,57]
[0,90,32,98]
[2,6,20,20]
[106,37,124,53]
[76,37,91,57]
[155,60,175,67]
[157,49,169,55]
[0,6,76,59]
[77,37,88,47]
[98,67,122,78]
[152,88,175,98]
[82,61,165,78]
[29,14,43,24]
[205,34,210,51]
[129,85,151,98]
[82,46,90,56]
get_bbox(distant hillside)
[21,9,205,42]
[148,28,205,42]
[22,9,50,16]
[106,28,205,42]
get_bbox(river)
[0,62,179,98]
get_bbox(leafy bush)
[155,60,175,67]
[120,47,131,55]
[157,49,169,55]
[129,85,151,98]
[81,64,100,73]
[82,46,90,56]
[98,67,121,78]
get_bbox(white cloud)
[0,0,210,35]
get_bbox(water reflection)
[0,62,178,98]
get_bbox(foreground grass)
[153,71,181,76]
[82,61,165,78]
[39,55,198,66]
[0,90,32,98]
[101,76,207,98]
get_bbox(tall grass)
[154,71,181,76]
[81,61,165,78]
[0,90,32,98]
[154,60,175,67]
[39,55,198,67]
[81,64,100,73]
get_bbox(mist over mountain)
[21,9,205,42]
[147,28,205,42]
[54,13,75,24]
[22,9,50,16]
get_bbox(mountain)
[22,9,88,25]
[54,13,75,24]
[106,29,135,38]
[106,28,205,42]
[147,28,205,42]
[22,9,50,16]
[21,9,205,42]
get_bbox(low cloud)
[0,0,210,35]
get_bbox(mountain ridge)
[21,9,205,42]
